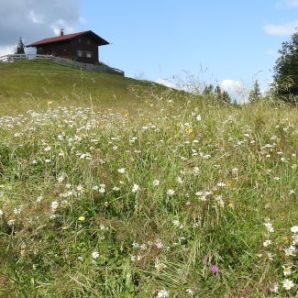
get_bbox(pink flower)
[210,265,219,273]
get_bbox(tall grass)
[0,65,297,297]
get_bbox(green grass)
[0,60,160,115]
[0,61,297,297]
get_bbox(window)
[86,51,93,58]
[87,39,91,45]
[77,50,83,57]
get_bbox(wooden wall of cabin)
[36,35,100,64]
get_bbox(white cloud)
[156,78,177,89]
[0,0,81,47]
[0,45,16,56]
[220,80,244,93]
[264,20,298,36]
[220,80,248,104]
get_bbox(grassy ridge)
[0,60,156,115]
[0,61,297,297]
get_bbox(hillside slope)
[0,60,159,115]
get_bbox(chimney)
[60,28,64,36]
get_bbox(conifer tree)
[15,37,25,55]
[248,80,262,102]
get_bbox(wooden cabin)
[26,30,109,64]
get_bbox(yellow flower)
[78,216,85,222]
[47,101,53,105]
[185,127,193,135]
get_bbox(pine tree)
[221,90,231,103]
[248,80,262,103]
[15,37,25,55]
[273,30,298,102]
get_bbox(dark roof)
[26,30,109,47]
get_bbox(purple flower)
[210,265,219,273]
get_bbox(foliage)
[249,80,262,103]
[203,84,231,103]
[273,30,298,103]
[15,37,25,55]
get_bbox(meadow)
[0,61,297,297]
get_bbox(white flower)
[292,234,298,245]
[153,179,160,187]
[290,225,298,233]
[282,265,292,276]
[270,282,279,293]
[196,114,202,121]
[51,201,59,212]
[44,146,52,152]
[36,196,43,203]
[57,175,65,183]
[132,184,140,193]
[166,189,175,196]
[186,288,194,296]
[156,289,169,298]
[7,219,15,226]
[264,222,274,233]
[91,251,99,259]
[263,240,272,247]
[112,186,120,192]
[282,279,294,291]
[284,245,296,257]
[0,209,3,216]
[118,168,125,174]
[77,185,84,192]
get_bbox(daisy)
[156,289,169,298]
[282,279,294,291]
[166,189,175,196]
[132,184,140,193]
[91,251,99,259]
[290,225,298,233]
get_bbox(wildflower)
[263,240,272,247]
[186,288,194,296]
[282,265,292,276]
[36,196,43,203]
[77,185,84,192]
[284,245,296,257]
[196,114,202,121]
[166,189,175,196]
[78,216,85,222]
[153,179,160,187]
[51,201,59,212]
[7,219,15,226]
[264,221,274,233]
[154,259,167,272]
[91,251,99,259]
[270,282,279,293]
[282,279,294,291]
[210,265,219,273]
[156,289,169,298]
[112,186,120,191]
[57,175,65,183]
[0,209,3,216]
[132,184,140,193]
[290,225,298,233]
[44,146,52,152]
[118,168,125,174]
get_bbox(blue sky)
[77,0,298,93]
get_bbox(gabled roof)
[26,30,109,47]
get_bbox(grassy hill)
[0,60,160,115]
[0,61,298,297]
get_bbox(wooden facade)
[27,30,109,64]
